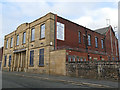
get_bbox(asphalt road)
[1,71,119,89]
[2,71,91,88]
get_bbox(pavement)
[2,71,119,88]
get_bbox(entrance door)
[14,53,19,71]
[21,51,26,71]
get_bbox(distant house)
[0,47,3,69]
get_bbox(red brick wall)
[66,50,88,61]
[56,16,119,61]
[86,29,105,53]
[56,16,86,50]
[105,27,119,60]
[116,38,119,60]
[56,16,106,53]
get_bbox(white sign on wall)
[57,22,65,41]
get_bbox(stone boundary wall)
[66,61,120,81]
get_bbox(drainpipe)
[85,27,88,52]
[85,27,88,61]
[27,23,30,71]
[54,14,57,50]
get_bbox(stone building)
[2,12,119,75]
[0,47,3,69]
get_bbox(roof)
[94,26,110,35]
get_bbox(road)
[1,71,119,88]
[2,72,91,88]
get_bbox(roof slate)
[94,26,110,35]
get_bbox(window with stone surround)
[9,55,11,66]
[31,28,35,41]
[6,39,8,48]
[4,55,7,67]
[40,24,45,39]
[30,50,34,66]
[39,49,44,66]
[23,32,26,44]
[16,35,19,45]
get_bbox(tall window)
[23,32,26,44]
[57,22,65,40]
[10,37,13,48]
[40,24,45,39]
[39,49,44,66]
[4,56,7,67]
[101,39,104,49]
[95,37,98,48]
[78,31,81,43]
[9,55,11,66]
[6,39,8,48]
[30,50,34,66]
[31,28,35,41]
[88,35,91,46]
[16,35,19,45]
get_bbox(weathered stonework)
[66,61,120,80]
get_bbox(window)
[9,55,11,66]
[16,35,19,45]
[112,57,115,60]
[88,35,91,46]
[72,56,75,62]
[84,58,86,61]
[6,39,8,48]
[68,56,71,62]
[77,56,79,61]
[101,39,104,49]
[80,58,83,61]
[30,50,34,66]
[116,57,118,61]
[4,56,7,67]
[57,22,65,40]
[78,31,81,43]
[10,37,13,48]
[40,24,45,39]
[23,32,26,44]
[31,28,35,41]
[39,49,44,66]
[95,37,98,48]
[108,56,110,61]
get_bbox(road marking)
[3,72,112,88]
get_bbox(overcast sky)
[0,0,119,52]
